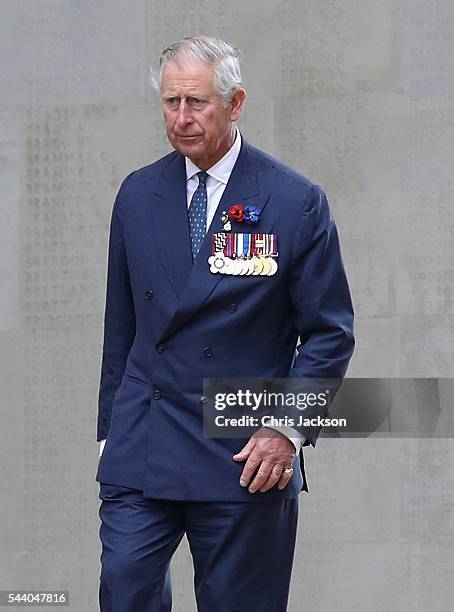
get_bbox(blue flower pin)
[243,205,262,224]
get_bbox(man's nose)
[175,99,193,126]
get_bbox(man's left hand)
[232,427,296,493]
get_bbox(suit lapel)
[151,153,193,300]
[153,135,271,341]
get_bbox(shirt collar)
[185,125,242,184]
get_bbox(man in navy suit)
[96,35,354,611]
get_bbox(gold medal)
[267,258,278,275]
[252,256,264,275]
[260,258,272,275]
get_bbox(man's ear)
[230,88,246,122]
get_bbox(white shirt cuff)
[99,439,106,458]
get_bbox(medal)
[238,258,248,275]
[229,259,240,275]
[252,256,264,275]
[220,257,232,274]
[267,258,278,276]
[208,252,229,273]
[260,258,272,275]
[243,258,255,274]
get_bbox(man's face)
[160,58,245,170]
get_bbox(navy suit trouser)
[98,482,299,612]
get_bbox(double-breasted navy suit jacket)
[95,133,355,502]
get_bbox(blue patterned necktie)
[188,171,208,260]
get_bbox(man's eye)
[188,97,205,108]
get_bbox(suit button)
[227,303,237,312]
[155,343,165,353]
[203,347,213,358]
[145,289,154,300]
[200,395,208,404]
[152,389,161,400]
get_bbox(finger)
[232,436,256,461]
[259,463,284,493]
[247,460,275,493]
[239,453,262,487]
[277,466,294,490]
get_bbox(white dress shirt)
[99,125,305,458]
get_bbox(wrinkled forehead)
[160,57,217,94]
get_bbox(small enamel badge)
[221,210,231,231]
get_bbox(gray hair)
[149,35,242,105]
